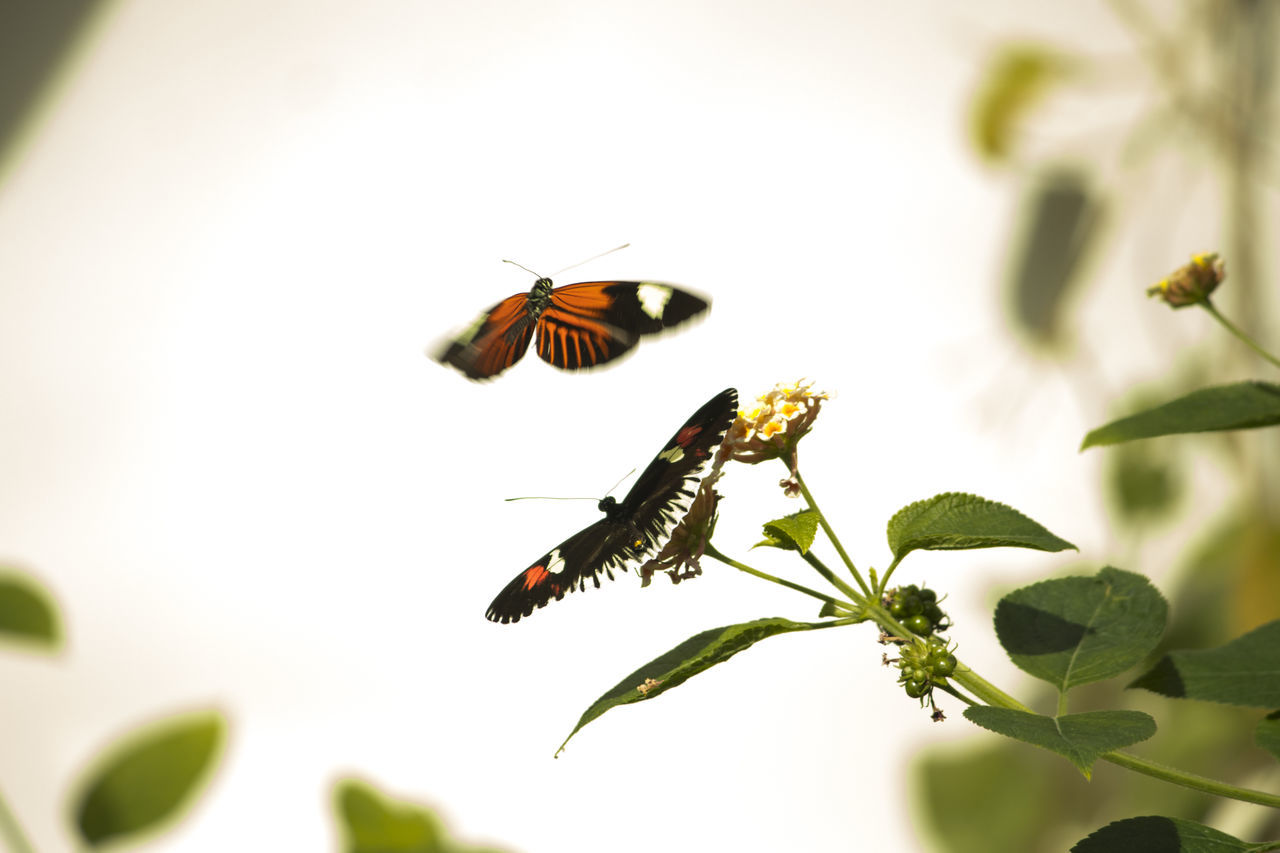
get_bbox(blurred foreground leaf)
[971,45,1074,162]
[73,709,226,847]
[0,570,61,649]
[334,778,510,853]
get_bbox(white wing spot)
[657,446,685,463]
[636,283,673,321]
[546,548,567,575]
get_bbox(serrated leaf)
[964,707,1155,779]
[1081,381,1280,449]
[558,617,837,756]
[334,778,511,853]
[0,571,61,648]
[1071,816,1264,853]
[1130,619,1280,708]
[995,567,1167,692]
[886,492,1076,561]
[760,510,820,554]
[1007,169,1099,347]
[1257,711,1280,763]
[73,709,226,847]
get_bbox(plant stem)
[704,543,856,612]
[0,785,34,853]
[1100,751,1280,810]
[799,551,866,606]
[1201,299,1280,370]
[789,468,872,598]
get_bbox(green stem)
[789,468,872,598]
[1100,751,1280,810]
[705,543,857,613]
[1201,299,1280,371]
[877,554,905,596]
[799,551,866,606]
[0,785,34,853]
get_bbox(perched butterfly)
[486,388,738,623]
[433,268,710,380]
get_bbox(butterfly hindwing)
[435,278,709,380]
[485,388,738,624]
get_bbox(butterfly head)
[597,495,620,516]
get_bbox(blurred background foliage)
[917,1,1280,850]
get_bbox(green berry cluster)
[884,584,951,636]
[893,635,958,709]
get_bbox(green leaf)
[0,570,61,649]
[995,567,1167,692]
[333,778,512,853]
[1130,619,1280,708]
[73,709,227,847]
[1071,816,1265,853]
[1257,711,1280,763]
[558,617,837,756]
[758,510,820,553]
[886,492,1076,562]
[964,707,1155,779]
[1081,381,1280,449]
[970,45,1073,163]
[1006,169,1099,348]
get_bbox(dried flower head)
[719,379,829,474]
[1147,252,1225,308]
[639,470,721,587]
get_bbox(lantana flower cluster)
[719,379,829,476]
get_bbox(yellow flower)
[719,380,829,473]
[1147,252,1225,308]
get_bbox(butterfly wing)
[615,388,739,550]
[485,519,646,623]
[433,292,536,380]
[534,281,710,371]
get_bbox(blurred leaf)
[1130,619,1280,707]
[1081,382,1280,449]
[1256,711,1280,763]
[886,492,1076,561]
[558,617,837,756]
[964,707,1155,778]
[1070,816,1262,852]
[971,45,1074,162]
[73,709,226,847]
[1106,438,1183,525]
[756,510,819,553]
[1006,169,1101,347]
[995,567,1167,692]
[0,570,60,649]
[334,778,511,853]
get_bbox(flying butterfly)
[486,388,738,623]
[433,249,710,380]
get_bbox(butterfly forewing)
[485,388,738,623]
[434,293,536,380]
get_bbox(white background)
[0,1,1227,851]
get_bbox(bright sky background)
[0,1,1228,851]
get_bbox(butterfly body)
[485,388,738,623]
[435,278,709,380]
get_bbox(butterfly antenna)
[604,467,637,497]
[501,258,545,278]
[552,243,631,276]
